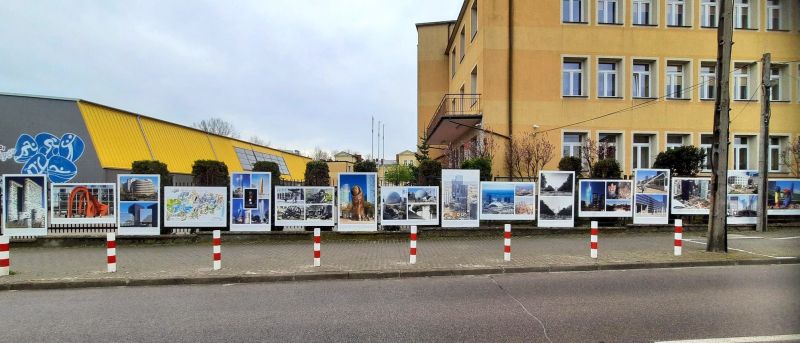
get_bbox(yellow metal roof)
[77,100,310,179]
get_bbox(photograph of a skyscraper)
[635,194,667,217]
[728,195,757,217]
[119,175,158,201]
[540,172,573,196]
[119,202,158,227]
[672,178,711,212]
[3,175,47,229]
[443,174,478,220]
[635,170,668,194]
[539,197,573,220]
[481,183,515,215]
[580,181,605,212]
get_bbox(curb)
[1,258,797,291]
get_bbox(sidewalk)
[1,228,798,290]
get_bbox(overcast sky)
[0,1,461,158]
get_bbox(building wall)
[419,0,800,177]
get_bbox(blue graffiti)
[11,133,85,183]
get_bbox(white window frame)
[562,131,589,161]
[699,61,717,100]
[562,57,588,97]
[451,48,456,78]
[733,63,754,101]
[563,0,587,23]
[632,0,656,25]
[666,61,690,99]
[470,66,478,106]
[459,27,466,61]
[666,133,691,150]
[766,0,783,30]
[700,133,713,171]
[769,64,788,101]
[734,0,752,29]
[597,0,621,24]
[701,0,719,27]
[667,0,688,26]
[768,135,788,172]
[632,59,656,98]
[471,0,479,39]
[598,58,621,97]
[597,131,625,167]
[632,133,657,170]
[733,134,756,170]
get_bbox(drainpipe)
[507,0,514,180]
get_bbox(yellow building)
[418,0,800,178]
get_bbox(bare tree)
[248,135,270,147]
[312,147,332,161]
[579,138,601,177]
[507,131,554,179]
[781,137,800,177]
[193,118,240,138]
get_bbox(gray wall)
[0,94,106,183]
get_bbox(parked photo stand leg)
[674,219,683,256]
[313,228,321,267]
[212,230,221,270]
[106,233,116,273]
[0,236,9,276]
[504,224,511,262]
[409,226,417,264]
[590,221,598,259]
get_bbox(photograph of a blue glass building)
[441,169,479,228]
[50,183,116,225]
[538,171,574,227]
[480,182,535,220]
[634,169,670,224]
[338,173,377,231]
[578,180,632,217]
[117,174,159,235]
[671,178,711,215]
[2,174,48,236]
[767,179,800,215]
[230,172,271,231]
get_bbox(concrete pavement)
[0,228,798,290]
[0,264,798,342]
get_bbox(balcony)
[425,93,482,145]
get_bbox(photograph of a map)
[164,187,227,227]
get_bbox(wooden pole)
[757,53,772,233]
[707,0,735,252]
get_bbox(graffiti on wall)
[0,133,85,183]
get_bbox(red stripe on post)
[106,241,116,249]
[313,251,321,258]
[212,238,221,246]
[590,229,599,235]
[410,233,417,241]
[0,243,9,251]
[0,259,9,267]
[504,232,511,239]
[675,227,683,234]
[213,253,221,261]
[410,248,417,255]
[313,236,321,244]
[504,246,511,253]
[107,255,116,264]
[674,240,682,247]
[590,242,598,249]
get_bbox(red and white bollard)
[212,230,221,270]
[590,221,599,259]
[0,236,9,276]
[106,233,116,273]
[409,226,417,264]
[313,228,321,267]
[504,224,511,262]
[674,219,683,256]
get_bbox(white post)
[504,224,511,262]
[106,233,117,273]
[674,219,683,256]
[313,228,321,267]
[590,221,598,259]
[410,226,417,264]
[0,236,9,276]
[212,230,221,270]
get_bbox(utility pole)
[757,53,775,233]
[378,120,381,163]
[707,0,735,252]
[382,123,386,165]
[371,116,374,161]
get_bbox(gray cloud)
[0,0,461,158]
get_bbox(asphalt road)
[0,265,798,342]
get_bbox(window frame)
[563,0,588,23]
[733,62,755,101]
[632,0,657,26]
[768,135,789,172]
[597,131,625,167]
[667,0,691,27]
[700,133,714,171]
[766,0,784,30]
[632,132,658,170]
[734,0,755,29]
[597,57,623,98]
[733,134,758,170]
[562,56,589,97]
[597,0,622,24]
[665,133,692,150]
[699,61,717,100]
[470,0,479,40]
[701,0,720,27]
[562,131,590,162]
[632,59,658,98]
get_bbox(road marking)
[656,334,800,342]
[771,236,800,240]
[682,239,796,260]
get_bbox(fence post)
[590,221,598,259]
[212,230,221,270]
[0,236,9,276]
[674,219,683,256]
[410,226,417,264]
[313,228,321,267]
[106,233,117,273]
[504,224,511,262]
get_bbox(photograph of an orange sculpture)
[67,186,110,218]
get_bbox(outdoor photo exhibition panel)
[767,179,800,215]
[578,179,633,218]
[727,170,758,224]
[441,169,480,228]
[338,172,378,232]
[2,174,48,236]
[538,171,575,227]
[381,186,439,226]
[671,177,712,215]
[51,183,116,225]
[230,172,272,232]
[164,187,227,228]
[633,169,670,225]
[275,186,336,227]
[117,174,160,236]
[479,182,535,221]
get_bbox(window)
[471,1,478,39]
[767,0,783,29]
[666,62,689,99]
[633,0,656,25]
[700,134,713,170]
[234,147,290,175]
[598,133,621,161]
[667,134,690,150]
[700,62,717,99]
[470,66,478,106]
[769,136,786,172]
[459,27,466,61]
[734,63,753,100]
[451,49,456,78]
[734,0,751,28]
[633,61,654,98]
[563,0,586,22]
[632,134,654,169]
[563,58,586,96]
[667,0,687,26]
[769,65,787,101]
[563,133,586,160]
[733,135,751,170]
[701,0,719,27]
[598,60,619,97]
[598,0,620,23]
